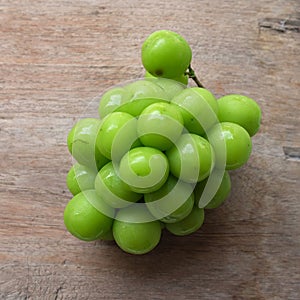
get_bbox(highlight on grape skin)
[64,30,262,255]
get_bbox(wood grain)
[1,0,299,299]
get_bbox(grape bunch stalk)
[64,30,262,255]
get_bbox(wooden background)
[0,0,299,299]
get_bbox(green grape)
[194,171,231,209]
[118,146,169,193]
[170,74,189,85]
[96,112,140,161]
[98,87,133,119]
[137,102,184,151]
[208,122,252,170]
[141,30,192,79]
[166,206,205,236]
[99,229,114,241]
[94,161,142,208]
[115,79,169,117]
[144,175,194,223]
[145,71,188,86]
[66,163,98,196]
[67,118,109,171]
[113,205,162,255]
[64,190,114,241]
[125,79,168,100]
[152,77,187,100]
[171,87,219,136]
[166,133,214,183]
[218,94,262,137]
[115,97,168,117]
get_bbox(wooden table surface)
[1,0,299,299]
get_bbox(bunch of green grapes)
[64,30,262,255]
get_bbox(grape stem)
[186,65,204,88]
